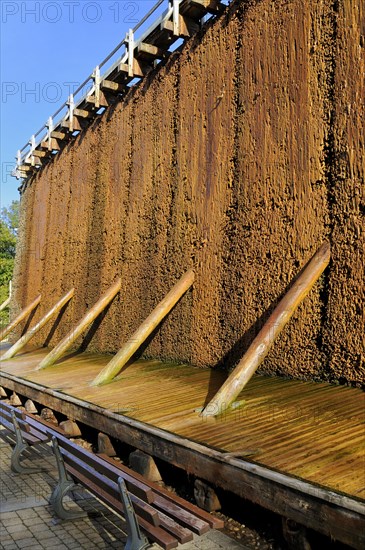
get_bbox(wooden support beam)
[0,295,41,341]
[2,289,75,360]
[201,243,331,417]
[37,279,121,370]
[0,296,11,312]
[51,131,67,140]
[73,108,94,119]
[137,42,166,59]
[91,270,194,387]
[60,118,85,132]
[100,79,125,92]
[118,58,151,78]
[162,15,200,38]
[41,138,61,151]
[17,167,36,178]
[188,0,224,14]
[24,156,42,166]
[33,149,48,158]
[85,91,110,108]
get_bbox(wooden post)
[37,279,121,370]
[201,243,331,417]
[0,295,41,341]
[2,289,75,360]
[91,269,194,386]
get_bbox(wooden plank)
[91,270,194,386]
[0,408,47,445]
[73,108,94,119]
[32,149,48,158]
[2,289,75,360]
[37,280,121,370]
[152,495,210,535]
[50,131,67,140]
[137,42,166,59]
[202,243,331,416]
[17,165,35,173]
[137,515,178,550]
[155,510,194,544]
[0,295,41,341]
[100,79,125,92]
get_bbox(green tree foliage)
[0,200,19,324]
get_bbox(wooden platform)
[1,344,364,547]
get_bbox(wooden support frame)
[137,42,166,59]
[2,289,75,360]
[162,15,199,38]
[37,280,121,370]
[0,295,41,342]
[119,59,151,78]
[91,269,195,386]
[41,138,61,151]
[100,79,125,92]
[201,243,331,417]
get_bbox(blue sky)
[1,0,157,209]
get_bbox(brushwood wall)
[13,0,364,385]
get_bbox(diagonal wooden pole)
[91,269,195,386]
[2,289,75,360]
[37,279,121,370]
[201,242,331,417]
[0,296,11,313]
[0,295,41,341]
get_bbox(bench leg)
[118,477,149,550]
[50,437,87,520]
[10,411,43,474]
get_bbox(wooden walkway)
[1,345,364,502]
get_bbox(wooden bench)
[0,402,224,549]
[0,401,66,473]
[51,432,223,549]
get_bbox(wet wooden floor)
[1,345,364,501]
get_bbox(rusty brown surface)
[12,0,364,384]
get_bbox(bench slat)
[25,411,68,436]
[64,466,160,527]
[157,510,194,544]
[0,408,47,445]
[137,515,179,550]
[153,494,210,535]
[99,454,224,530]
[53,434,154,503]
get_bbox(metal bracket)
[50,437,86,520]
[10,411,42,474]
[118,477,149,550]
